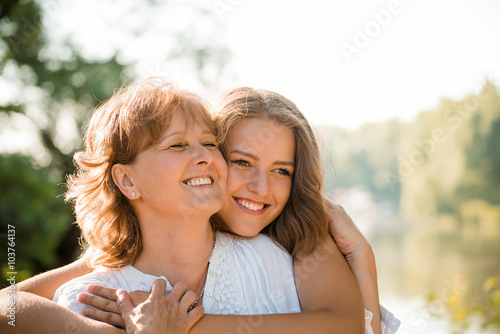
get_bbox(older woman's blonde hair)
[66,78,214,269]
[213,87,329,258]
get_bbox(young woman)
[0,78,363,333]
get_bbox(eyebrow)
[231,149,259,160]
[274,160,295,167]
[163,129,214,139]
[231,150,295,167]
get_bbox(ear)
[112,164,141,200]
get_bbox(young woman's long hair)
[66,78,214,268]
[213,87,329,258]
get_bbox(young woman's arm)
[326,200,383,334]
[0,256,114,334]
[16,256,92,300]
[189,236,364,334]
[0,290,122,334]
[80,237,365,334]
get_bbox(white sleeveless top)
[53,232,301,316]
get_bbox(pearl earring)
[131,191,136,199]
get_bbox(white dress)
[53,232,400,332]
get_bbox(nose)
[247,169,269,197]
[192,144,213,166]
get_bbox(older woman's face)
[216,118,295,236]
[128,110,227,220]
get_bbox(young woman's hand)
[117,279,204,334]
[79,284,149,327]
[324,198,373,264]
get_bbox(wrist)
[346,243,376,273]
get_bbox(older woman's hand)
[80,285,150,328]
[117,279,204,334]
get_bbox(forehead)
[227,117,295,157]
[164,107,215,136]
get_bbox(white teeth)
[185,177,212,186]
[236,199,265,211]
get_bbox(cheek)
[225,168,244,195]
[273,179,293,207]
[213,151,228,175]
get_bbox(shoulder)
[53,268,116,299]
[215,232,293,278]
[210,232,300,313]
[217,232,291,262]
[52,266,141,316]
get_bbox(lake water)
[331,188,500,334]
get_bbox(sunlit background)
[1,0,499,333]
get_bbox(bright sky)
[43,0,500,129]
[221,0,500,129]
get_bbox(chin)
[228,224,261,238]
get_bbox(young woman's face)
[128,110,227,220]
[216,117,295,236]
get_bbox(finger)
[187,305,204,329]
[168,281,188,301]
[81,305,125,328]
[179,290,197,311]
[129,290,151,307]
[150,279,167,299]
[323,196,336,210]
[116,289,134,316]
[87,284,119,301]
[78,292,120,313]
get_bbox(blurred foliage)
[320,81,500,219]
[453,275,500,332]
[398,82,500,223]
[0,0,230,284]
[0,154,74,283]
[0,0,130,283]
[320,118,404,206]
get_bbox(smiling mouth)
[234,198,269,212]
[183,177,214,186]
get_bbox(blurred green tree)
[399,81,500,223]
[320,118,403,206]
[0,154,70,282]
[1,0,129,280]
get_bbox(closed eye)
[203,142,218,149]
[168,143,187,150]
